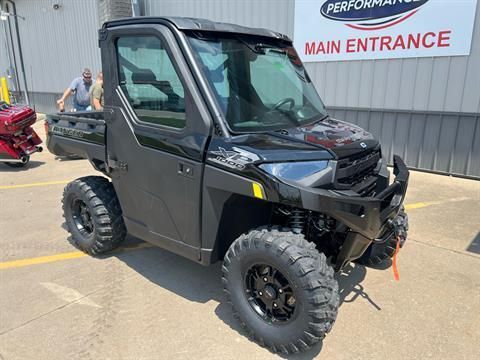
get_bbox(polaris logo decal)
[320,0,430,30]
[51,125,86,139]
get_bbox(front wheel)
[62,176,126,255]
[222,228,339,354]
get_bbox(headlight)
[259,161,329,182]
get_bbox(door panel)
[103,25,211,260]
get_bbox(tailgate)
[46,111,106,166]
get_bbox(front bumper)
[276,155,409,270]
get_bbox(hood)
[207,118,379,167]
[287,118,373,146]
[283,117,379,159]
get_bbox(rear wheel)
[63,176,126,255]
[222,228,339,354]
[3,155,29,168]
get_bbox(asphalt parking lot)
[1,121,479,360]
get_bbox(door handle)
[108,156,128,172]
[177,162,193,178]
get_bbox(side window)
[116,36,186,129]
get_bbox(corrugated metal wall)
[98,0,132,24]
[0,19,10,82]
[0,0,101,95]
[0,4,21,93]
[328,108,480,178]
[142,0,295,46]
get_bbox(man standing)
[57,69,94,111]
[90,71,104,111]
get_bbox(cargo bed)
[46,111,107,172]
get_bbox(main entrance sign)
[294,0,478,62]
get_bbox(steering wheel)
[270,97,295,112]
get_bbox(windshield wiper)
[317,114,330,122]
[302,114,329,127]
[236,36,284,54]
[254,44,286,54]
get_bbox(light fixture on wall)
[53,4,61,10]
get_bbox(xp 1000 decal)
[208,147,258,170]
[294,0,478,62]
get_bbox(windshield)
[187,33,328,133]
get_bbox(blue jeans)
[74,103,89,111]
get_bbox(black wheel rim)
[71,198,94,235]
[244,263,296,323]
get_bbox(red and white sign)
[294,0,478,62]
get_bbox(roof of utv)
[103,16,291,42]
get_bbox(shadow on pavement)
[107,239,381,359]
[466,232,480,254]
[54,155,84,162]
[0,160,45,171]
[337,264,381,310]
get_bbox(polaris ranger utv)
[46,17,409,354]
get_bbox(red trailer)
[0,101,42,167]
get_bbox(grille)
[334,148,381,190]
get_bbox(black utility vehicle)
[46,17,409,354]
